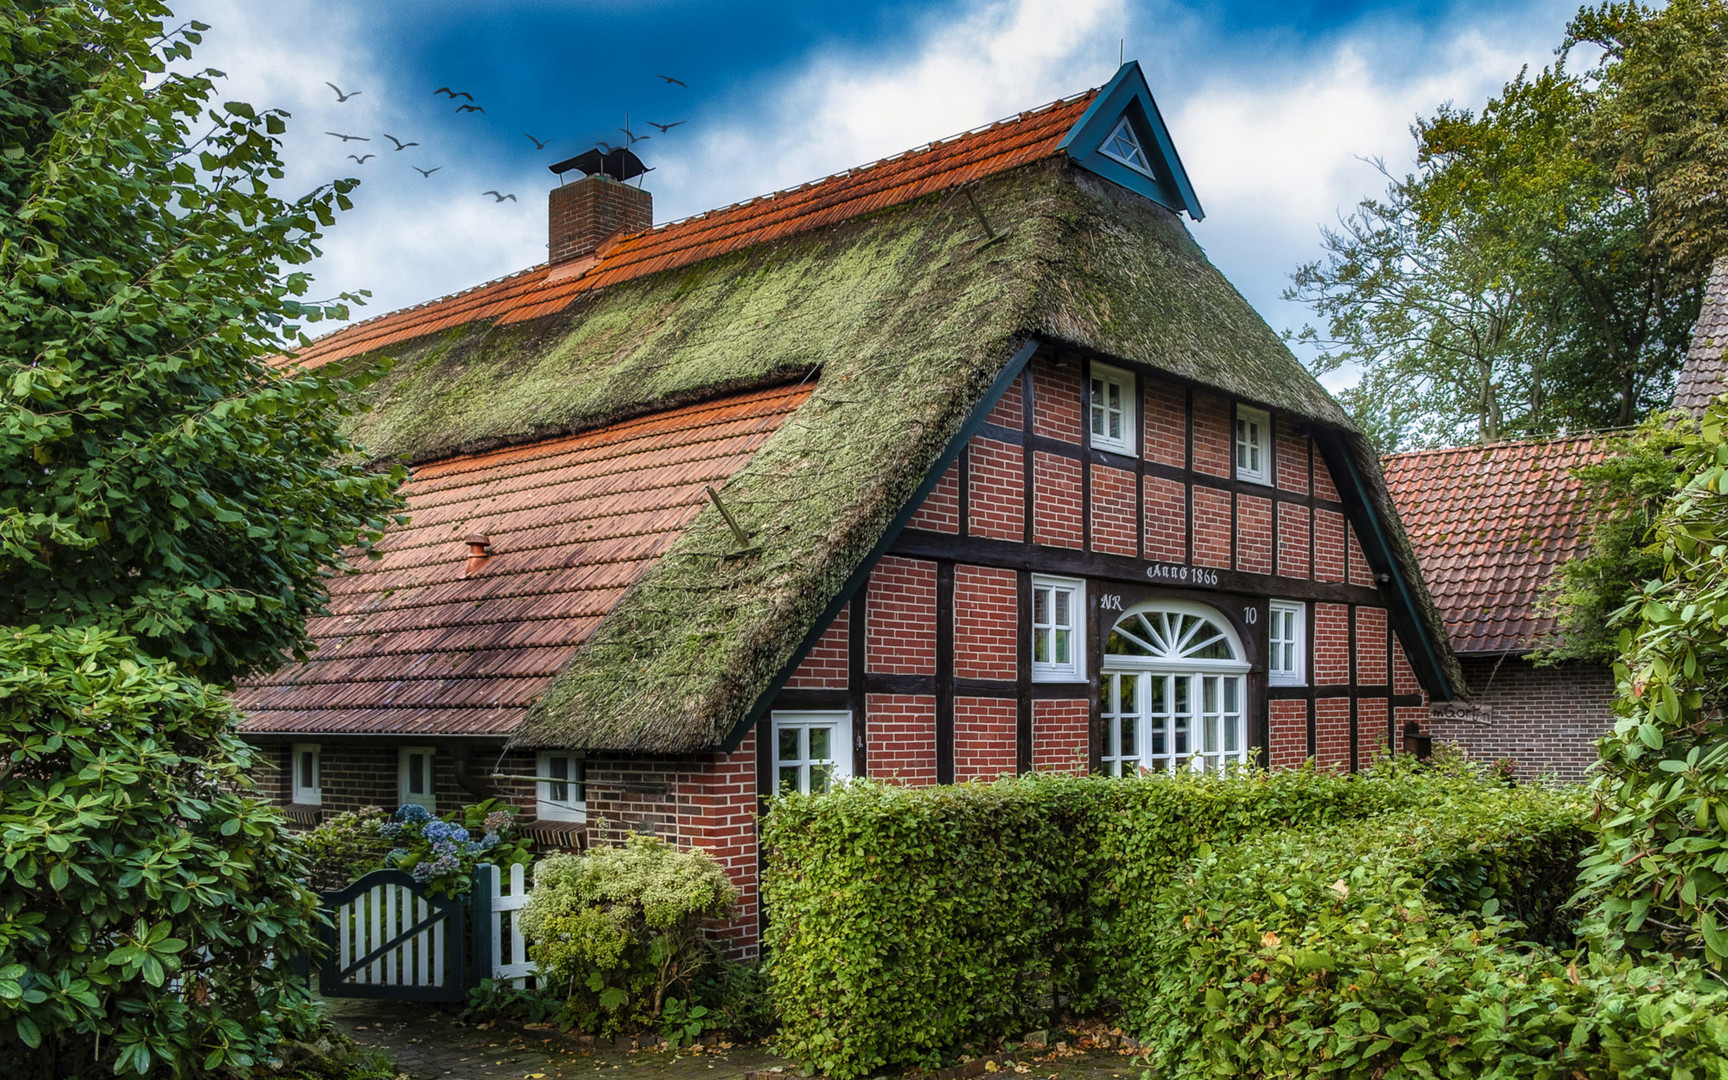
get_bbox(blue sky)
[175,0,1583,381]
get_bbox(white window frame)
[1268,600,1306,687]
[771,711,853,795]
[397,746,436,811]
[1030,575,1086,682]
[290,743,321,806]
[1235,404,1271,486]
[1087,362,1136,455]
[535,751,586,823]
[1097,115,1155,178]
[1100,600,1252,775]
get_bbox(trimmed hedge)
[1132,787,1728,1078]
[760,762,1478,1078]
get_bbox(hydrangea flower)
[379,822,402,839]
[479,832,501,850]
[395,804,432,824]
[482,810,512,833]
[431,839,459,858]
[386,848,409,866]
[410,861,436,883]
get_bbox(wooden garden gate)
[316,864,532,1002]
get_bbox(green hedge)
[760,762,1477,1078]
[1131,787,1728,1078]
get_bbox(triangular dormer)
[1059,61,1204,221]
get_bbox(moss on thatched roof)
[327,157,1459,753]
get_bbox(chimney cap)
[550,146,650,182]
[465,533,491,548]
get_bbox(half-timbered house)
[236,63,1461,954]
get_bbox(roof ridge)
[1382,430,1611,460]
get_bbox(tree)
[1290,61,1704,449]
[1577,400,1728,970]
[1569,0,1728,272]
[0,0,404,683]
[0,627,323,1078]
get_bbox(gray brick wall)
[1429,656,1613,781]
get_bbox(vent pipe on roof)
[548,173,653,265]
[465,534,492,575]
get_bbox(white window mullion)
[1031,576,1085,681]
[1087,363,1136,455]
[772,712,852,795]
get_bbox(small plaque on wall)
[1428,701,1493,726]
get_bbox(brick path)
[321,997,1148,1080]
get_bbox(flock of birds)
[317,75,690,204]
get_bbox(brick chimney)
[549,174,653,264]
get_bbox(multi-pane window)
[773,712,851,795]
[1031,575,1085,681]
[1098,116,1154,177]
[291,743,321,805]
[1235,405,1270,485]
[536,751,586,822]
[398,746,436,810]
[1100,603,1250,775]
[1088,363,1135,454]
[1268,601,1306,686]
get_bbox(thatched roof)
[291,153,1458,753]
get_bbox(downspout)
[448,744,501,801]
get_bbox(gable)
[1057,61,1204,220]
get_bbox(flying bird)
[647,120,685,133]
[382,134,419,151]
[346,153,375,164]
[324,81,360,102]
[657,74,687,87]
[456,104,486,115]
[413,166,441,177]
[482,190,517,202]
[594,141,619,153]
[434,87,474,101]
[619,126,649,145]
[524,133,549,150]
[323,131,370,142]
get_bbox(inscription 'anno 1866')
[1144,562,1220,587]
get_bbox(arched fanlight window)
[1101,601,1249,775]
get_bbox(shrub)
[377,800,531,898]
[760,759,1481,1079]
[296,807,394,892]
[520,837,736,1038]
[0,627,322,1078]
[1128,786,1728,1078]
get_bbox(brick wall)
[985,372,1024,427]
[1143,476,1186,561]
[968,437,1024,540]
[786,601,849,688]
[548,175,653,264]
[954,565,1017,680]
[1236,494,1272,574]
[673,732,760,957]
[1191,392,1231,477]
[1268,699,1308,769]
[1358,697,1389,766]
[866,694,938,784]
[1275,415,1309,494]
[1277,503,1311,579]
[1143,381,1185,467]
[1091,464,1137,556]
[1032,358,1082,442]
[908,464,960,533]
[1033,452,1083,548]
[1315,698,1351,771]
[1430,656,1613,781]
[867,557,936,674]
[1191,486,1232,568]
[1356,607,1388,686]
[955,697,1019,781]
[1314,603,1351,684]
[1033,699,1090,773]
[1314,509,1346,582]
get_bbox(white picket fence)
[480,862,538,987]
[334,875,450,988]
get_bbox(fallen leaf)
[1329,879,1350,900]
[1262,930,1281,948]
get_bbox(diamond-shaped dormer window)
[1098,116,1154,178]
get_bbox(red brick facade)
[261,348,1437,958]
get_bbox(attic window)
[1098,116,1154,178]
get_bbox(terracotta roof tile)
[1676,255,1728,416]
[1381,433,1607,655]
[234,382,811,737]
[282,92,1097,372]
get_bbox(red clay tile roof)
[1381,434,1607,655]
[285,91,1097,372]
[1676,255,1728,416]
[234,383,811,737]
